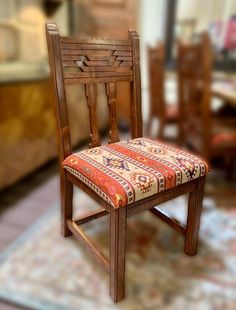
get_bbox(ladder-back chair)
[177,36,208,148]
[177,33,236,175]
[147,43,179,140]
[46,22,208,302]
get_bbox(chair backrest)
[177,33,212,156]
[148,43,165,120]
[45,22,142,162]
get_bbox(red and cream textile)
[212,132,236,147]
[62,138,208,208]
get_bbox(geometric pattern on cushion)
[62,137,209,209]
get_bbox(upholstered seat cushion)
[62,137,208,209]
[212,132,236,147]
[166,104,178,121]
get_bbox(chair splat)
[85,83,101,148]
[106,82,119,144]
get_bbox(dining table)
[212,80,236,108]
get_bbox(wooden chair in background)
[177,36,207,149]
[177,33,236,177]
[46,22,208,302]
[147,43,178,140]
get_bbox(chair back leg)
[61,170,73,237]
[110,207,127,302]
[184,176,205,256]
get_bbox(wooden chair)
[147,43,178,140]
[177,37,206,148]
[177,33,236,177]
[46,22,208,302]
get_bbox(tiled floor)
[0,162,59,244]
[0,157,235,309]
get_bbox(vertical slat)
[129,29,143,139]
[106,82,119,143]
[201,33,212,161]
[45,22,72,161]
[147,44,165,139]
[110,207,127,303]
[176,41,185,145]
[85,83,101,148]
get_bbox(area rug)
[0,192,236,310]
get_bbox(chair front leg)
[184,176,205,256]
[61,169,73,237]
[109,207,127,302]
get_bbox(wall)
[177,0,236,48]
[0,0,69,63]
[138,0,167,122]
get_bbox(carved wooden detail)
[60,37,133,84]
[46,21,142,155]
[85,83,101,148]
[106,82,119,143]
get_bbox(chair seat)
[62,137,208,209]
[166,104,178,121]
[212,132,236,147]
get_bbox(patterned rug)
[0,192,236,310]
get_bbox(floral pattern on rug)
[0,193,236,310]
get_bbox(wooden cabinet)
[0,78,56,189]
[0,77,108,189]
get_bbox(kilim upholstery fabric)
[62,138,209,209]
[212,132,236,147]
